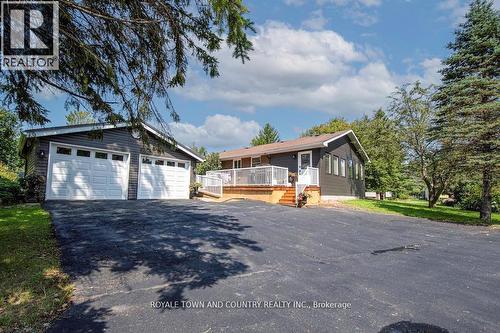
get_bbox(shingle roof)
[219,130,355,160]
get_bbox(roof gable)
[219,129,370,162]
[22,122,204,162]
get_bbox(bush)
[0,162,18,181]
[456,182,499,213]
[19,175,46,203]
[0,177,21,205]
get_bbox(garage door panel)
[47,144,129,200]
[138,156,189,199]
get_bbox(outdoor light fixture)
[38,150,45,158]
[292,154,296,159]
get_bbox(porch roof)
[219,129,370,162]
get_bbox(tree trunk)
[480,168,492,225]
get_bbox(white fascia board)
[322,130,370,163]
[219,143,325,161]
[24,123,128,138]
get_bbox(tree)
[433,0,499,224]
[351,109,405,199]
[302,117,350,137]
[191,145,207,158]
[0,1,254,134]
[251,123,280,146]
[66,110,96,125]
[195,152,221,175]
[389,82,456,208]
[0,109,21,171]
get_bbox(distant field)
[342,199,500,225]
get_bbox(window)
[76,149,90,157]
[112,154,124,161]
[355,162,359,179]
[155,160,164,166]
[333,155,339,176]
[56,147,71,155]
[340,159,346,177]
[348,160,353,178]
[178,162,186,168]
[325,154,332,174]
[360,164,364,180]
[233,159,242,169]
[95,152,108,159]
[167,161,175,167]
[251,156,261,167]
[142,157,152,164]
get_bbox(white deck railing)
[207,166,289,186]
[298,167,319,186]
[196,175,223,197]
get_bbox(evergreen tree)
[0,1,254,134]
[351,109,405,199]
[251,123,280,146]
[433,0,499,224]
[301,117,350,137]
[66,110,96,125]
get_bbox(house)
[205,129,369,205]
[20,122,204,201]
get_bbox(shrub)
[19,175,46,202]
[0,177,21,205]
[0,162,18,181]
[456,183,499,213]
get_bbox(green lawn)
[0,204,73,332]
[342,199,500,226]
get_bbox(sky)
[34,0,499,152]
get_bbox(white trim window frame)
[355,162,359,180]
[251,156,261,168]
[340,158,346,177]
[233,159,242,169]
[360,163,364,180]
[325,153,332,174]
[348,159,353,178]
[333,155,339,176]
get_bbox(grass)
[342,199,500,226]
[0,204,73,332]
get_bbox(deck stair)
[278,187,297,207]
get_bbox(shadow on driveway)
[46,200,262,331]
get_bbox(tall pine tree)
[251,123,280,146]
[433,0,499,224]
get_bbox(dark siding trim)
[319,136,365,197]
[31,127,197,200]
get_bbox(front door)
[297,151,312,184]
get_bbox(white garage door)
[137,155,190,199]
[46,143,129,200]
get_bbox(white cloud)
[302,9,328,30]
[284,0,306,6]
[177,22,398,119]
[420,58,443,85]
[438,0,468,25]
[345,7,378,26]
[169,114,260,150]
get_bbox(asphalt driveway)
[45,200,500,333]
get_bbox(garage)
[21,122,203,200]
[46,143,130,200]
[137,155,191,199]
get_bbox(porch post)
[271,166,275,186]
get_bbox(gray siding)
[319,136,365,197]
[29,127,197,200]
[268,149,321,173]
